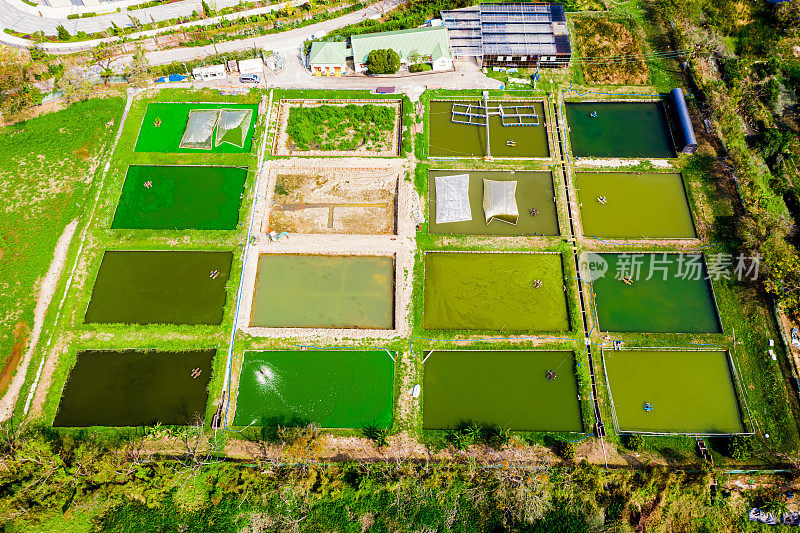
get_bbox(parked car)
[239,74,260,84]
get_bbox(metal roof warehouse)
[441,2,572,68]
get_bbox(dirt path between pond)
[0,220,78,421]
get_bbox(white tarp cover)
[215,109,253,148]
[483,179,518,225]
[435,174,472,224]
[179,109,220,150]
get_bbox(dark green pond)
[249,254,394,329]
[576,172,696,239]
[603,350,743,434]
[428,170,559,236]
[565,101,675,158]
[424,350,583,431]
[424,252,569,332]
[112,165,247,230]
[590,253,721,333]
[429,100,549,158]
[84,251,232,325]
[53,350,213,427]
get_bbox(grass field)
[572,18,649,85]
[0,97,125,375]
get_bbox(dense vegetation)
[572,17,649,85]
[0,422,785,532]
[648,0,799,317]
[366,48,401,75]
[286,104,396,151]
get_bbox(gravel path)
[0,221,78,421]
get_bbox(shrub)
[555,439,577,461]
[56,24,70,41]
[363,425,390,448]
[626,434,646,452]
[727,436,753,460]
[409,63,432,73]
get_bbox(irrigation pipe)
[219,89,274,444]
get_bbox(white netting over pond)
[483,179,518,225]
[435,174,472,224]
[215,109,253,148]
[179,109,220,150]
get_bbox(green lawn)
[0,97,125,374]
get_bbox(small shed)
[669,88,698,154]
[308,41,347,76]
[191,64,226,81]
[238,58,265,75]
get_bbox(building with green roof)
[350,26,453,73]
[308,41,348,76]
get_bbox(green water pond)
[53,350,213,427]
[428,170,559,236]
[423,350,583,432]
[249,254,394,329]
[565,101,675,159]
[112,165,247,230]
[84,251,232,325]
[429,100,549,158]
[424,252,569,332]
[590,253,721,333]
[603,350,743,434]
[233,350,394,429]
[576,172,696,239]
[134,103,258,154]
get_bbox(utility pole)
[483,90,491,161]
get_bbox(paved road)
[1,0,248,35]
[116,0,400,66]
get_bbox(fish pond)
[53,349,213,427]
[576,172,695,239]
[112,165,247,230]
[233,350,394,429]
[84,251,232,325]
[602,349,744,434]
[565,101,675,159]
[428,100,549,158]
[423,252,569,332]
[428,170,559,236]
[589,253,721,333]
[249,254,394,329]
[134,103,258,154]
[423,350,583,432]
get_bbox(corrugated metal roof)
[442,2,572,58]
[308,41,347,65]
[350,26,452,65]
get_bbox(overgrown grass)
[0,97,125,376]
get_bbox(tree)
[0,47,36,120]
[201,0,214,17]
[125,45,151,87]
[55,24,70,41]
[56,67,93,102]
[92,43,121,85]
[366,48,400,74]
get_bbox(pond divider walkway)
[552,96,607,450]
